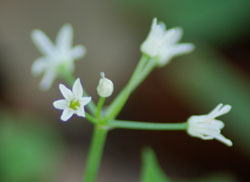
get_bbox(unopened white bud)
[97,72,114,97]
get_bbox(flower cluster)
[31,18,233,147]
[30,17,236,182]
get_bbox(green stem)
[130,55,148,80]
[132,59,156,88]
[105,56,156,120]
[61,71,96,114]
[95,97,106,119]
[109,120,188,130]
[86,113,98,124]
[83,126,108,182]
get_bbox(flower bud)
[97,72,114,97]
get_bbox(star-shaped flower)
[141,18,194,67]
[31,24,86,90]
[53,78,91,121]
[187,103,233,146]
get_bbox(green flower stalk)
[83,126,108,182]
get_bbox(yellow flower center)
[69,100,80,110]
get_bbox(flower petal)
[60,109,74,121]
[72,78,83,98]
[153,20,166,36]
[162,27,183,45]
[198,134,214,140]
[81,97,91,105]
[209,103,223,116]
[31,29,55,56]
[31,57,48,75]
[53,99,67,110]
[151,18,158,30]
[209,104,232,118]
[212,120,225,129]
[71,45,86,60]
[39,70,56,90]
[170,43,195,56]
[159,43,194,65]
[217,105,231,117]
[56,24,73,51]
[215,134,233,147]
[196,127,220,137]
[76,107,85,117]
[59,84,73,99]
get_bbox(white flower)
[187,104,233,146]
[97,72,114,97]
[53,78,91,121]
[141,18,194,67]
[31,24,86,90]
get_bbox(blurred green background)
[0,0,250,181]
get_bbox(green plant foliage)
[141,148,170,182]
[120,0,250,43]
[0,112,64,182]
[193,173,237,182]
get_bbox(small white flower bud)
[97,72,114,97]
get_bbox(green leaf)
[141,148,171,182]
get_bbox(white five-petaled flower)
[187,103,233,147]
[53,78,91,122]
[31,24,86,90]
[141,18,194,67]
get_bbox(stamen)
[69,100,80,110]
